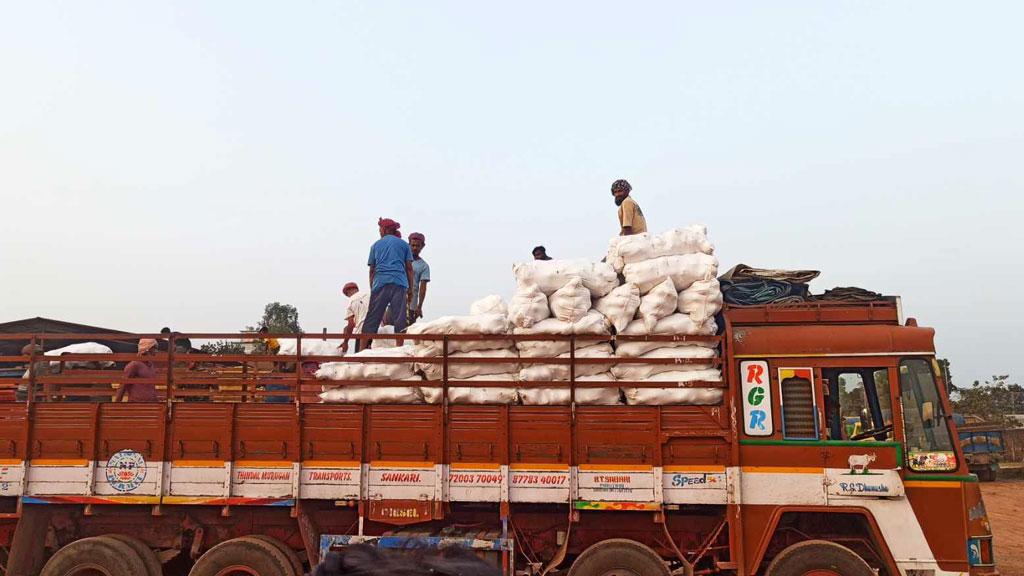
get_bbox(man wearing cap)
[532,246,552,261]
[408,232,431,324]
[363,218,415,347]
[611,179,647,236]
[340,282,369,354]
[116,339,159,402]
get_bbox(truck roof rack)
[724,297,900,326]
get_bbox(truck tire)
[568,538,670,576]
[41,536,150,576]
[189,536,298,576]
[107,533,163,576]
[245,535,305,576]
[765,540,874,576]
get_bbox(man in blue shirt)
[363,217,414,347]
[408,232,431,323]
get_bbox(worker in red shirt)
[116,339,159,402]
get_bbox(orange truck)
[0,299,998,575]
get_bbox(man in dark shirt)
[532,246,552,261]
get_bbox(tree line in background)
[199,302,301,355]
[943,358,1022,426]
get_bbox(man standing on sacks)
[611,179,647,236]
[363,217,415,348]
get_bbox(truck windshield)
[900,358,957,472]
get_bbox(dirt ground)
[982,478,1024,575]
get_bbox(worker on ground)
[611,179,647,236]
[532,246,552,261]
[408,232,430,324]
[116,339,159,402]
[340,282,369,354]
[363,217,414,348]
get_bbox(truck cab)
[728,300,997,574]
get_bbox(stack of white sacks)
[317,224,724,406]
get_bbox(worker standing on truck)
[17,343,50,403]
[340,282,369,354]
[363,217,414,348]
[408,232,430,324]
[611,179,647,236]
[532,245,552,260]
[116,339,159,402]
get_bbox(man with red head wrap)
[363,218,414,347]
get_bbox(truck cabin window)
[823,368,894,442]
[900,358,957,472]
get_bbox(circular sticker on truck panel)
[105,449,147,492]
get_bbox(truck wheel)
[766,540,874,576]
[189,537,298,576]
[568,538,670,576]
[41,536,150,576]
[244,535,305,576]
[107,534,163,576]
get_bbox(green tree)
[952,374,1020,426]
[250,302,302,334]
[202,302,302,356]
[937,358,954,394]
[199,340,245,355]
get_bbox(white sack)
[548,277,592,323]
[593,282,641,333]
[622,368,723,405]
[470,295,509,316]
[315,346,416,381]
[639,277,678,333]
[416,348,520,380]
[518,373,621,405]
[611,346,716,380]
[45,342,115,368]
[277,339,345,357]
[364,325,399,349]
[420,381,518,405]
[514,311,611,357]
[615,338,717,359]
[615,314,718,357]
[607,224,715,272]
[320,386,422,404]
[408,314,511,354]
[513,259,618,298]
[448,387,519,405]
[678,279,723,324]
[624,386,724,406]
[518,343,614,380]
[623,253,719,294]
[508,284,550,329]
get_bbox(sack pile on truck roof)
[317,224,725,406]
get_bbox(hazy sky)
[1,2,1021,386]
